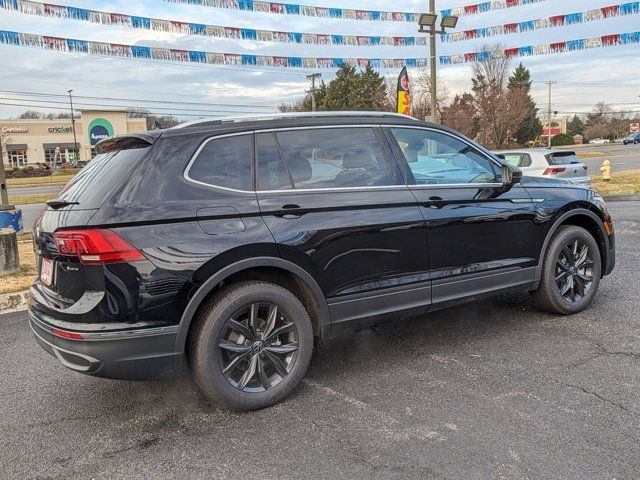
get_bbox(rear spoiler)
[95,131,162,154]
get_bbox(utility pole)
[0,134,11,208]
[429,0,437,123]
[68,89,78,163]
[546,81,557,148]
[306,73,321,111]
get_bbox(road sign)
[631,123,639,133]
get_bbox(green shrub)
[551,133,575,147]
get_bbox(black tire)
[531,225,601,315]
[189,281,314,410]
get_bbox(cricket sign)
[397,67,411,116]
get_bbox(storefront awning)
[42,143,79,150]
[6,144,27,151]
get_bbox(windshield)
[55,148,148,209]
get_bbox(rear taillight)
[51,328,84,340]
[543,167,566,175]
[53,229,145,265]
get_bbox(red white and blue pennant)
[0,0,427,47]
[442,2,640,43]
[440,32,640,65]
[0,30,429,69]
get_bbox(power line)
[0,89,279,109]
[0,101,268,117]
[0,96,276,115]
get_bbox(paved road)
[1,202,638,479]
[16,203,45,231]
[8,184,63,196]
[559,143,640,173]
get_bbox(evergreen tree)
[567,115,585,137]
[321,64,359,111]
[352,64,388,111]
[508,63,542,145]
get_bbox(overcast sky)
[0,0,638,119]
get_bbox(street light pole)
[429,0,437,123]
[68,89,78,162]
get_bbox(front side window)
[273,128,394,189]
[189,134,253,190]
[389,128,498,185]
[502,153,532,168]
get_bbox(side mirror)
[501,164,522,186]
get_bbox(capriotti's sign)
[1,126,29,133]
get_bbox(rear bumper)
[28,308,183,380]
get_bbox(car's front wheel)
[189,281,314,410]
[531,225,601,315]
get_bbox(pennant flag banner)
[0,0,428,47]
[441,0,550,18]
[442,2,640,42]
[164,0,421,22]
[0,30,430,69]
[440,31,640,65]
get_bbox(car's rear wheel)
[189,281,314,410]
[531,225,601,315]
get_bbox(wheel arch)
[172,257,331,359]
[532,207,610,290]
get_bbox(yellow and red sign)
[397,67,411,116]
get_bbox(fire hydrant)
[600,159,611,181]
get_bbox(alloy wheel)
[218,303,299,392]
[555,239,595,302]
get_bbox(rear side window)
[273,128,394,189]
[57,148,148,209]
[546,152,581,165]
[188,135,253,190]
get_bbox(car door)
[255,126,430,333]
[384,126,540,310]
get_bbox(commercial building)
[1,109,147,168]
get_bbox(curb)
[603,195,640,202]
[0,290,29,314]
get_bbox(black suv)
[29,112,615,409]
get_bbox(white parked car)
[589,138,610,144]
[494,149,591,188]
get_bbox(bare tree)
[471,46,528,148]
[441,93,477,138]
[18,110,43,119]
[411,68,449,122]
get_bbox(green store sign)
[88,118,114,145]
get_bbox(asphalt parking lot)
[1,202,638,480]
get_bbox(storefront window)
[7,149,28,167]
[44,147,80,165]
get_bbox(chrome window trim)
[183,124,509,194]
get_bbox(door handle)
[278,204,302,219]
[425,196,444,209]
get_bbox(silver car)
[494,148,591,188]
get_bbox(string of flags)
[440,31,640,65]
[0,30,430,69]
[163,0,547,21]
[442,2,640,43]
[0,0,427,47]
[441,0,549,18]
[163,0,421,22]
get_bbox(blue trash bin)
[0,209,23,233]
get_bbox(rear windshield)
[55,148,148,209]
[546,152,581,166]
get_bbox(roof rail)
[171,111,419,130]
